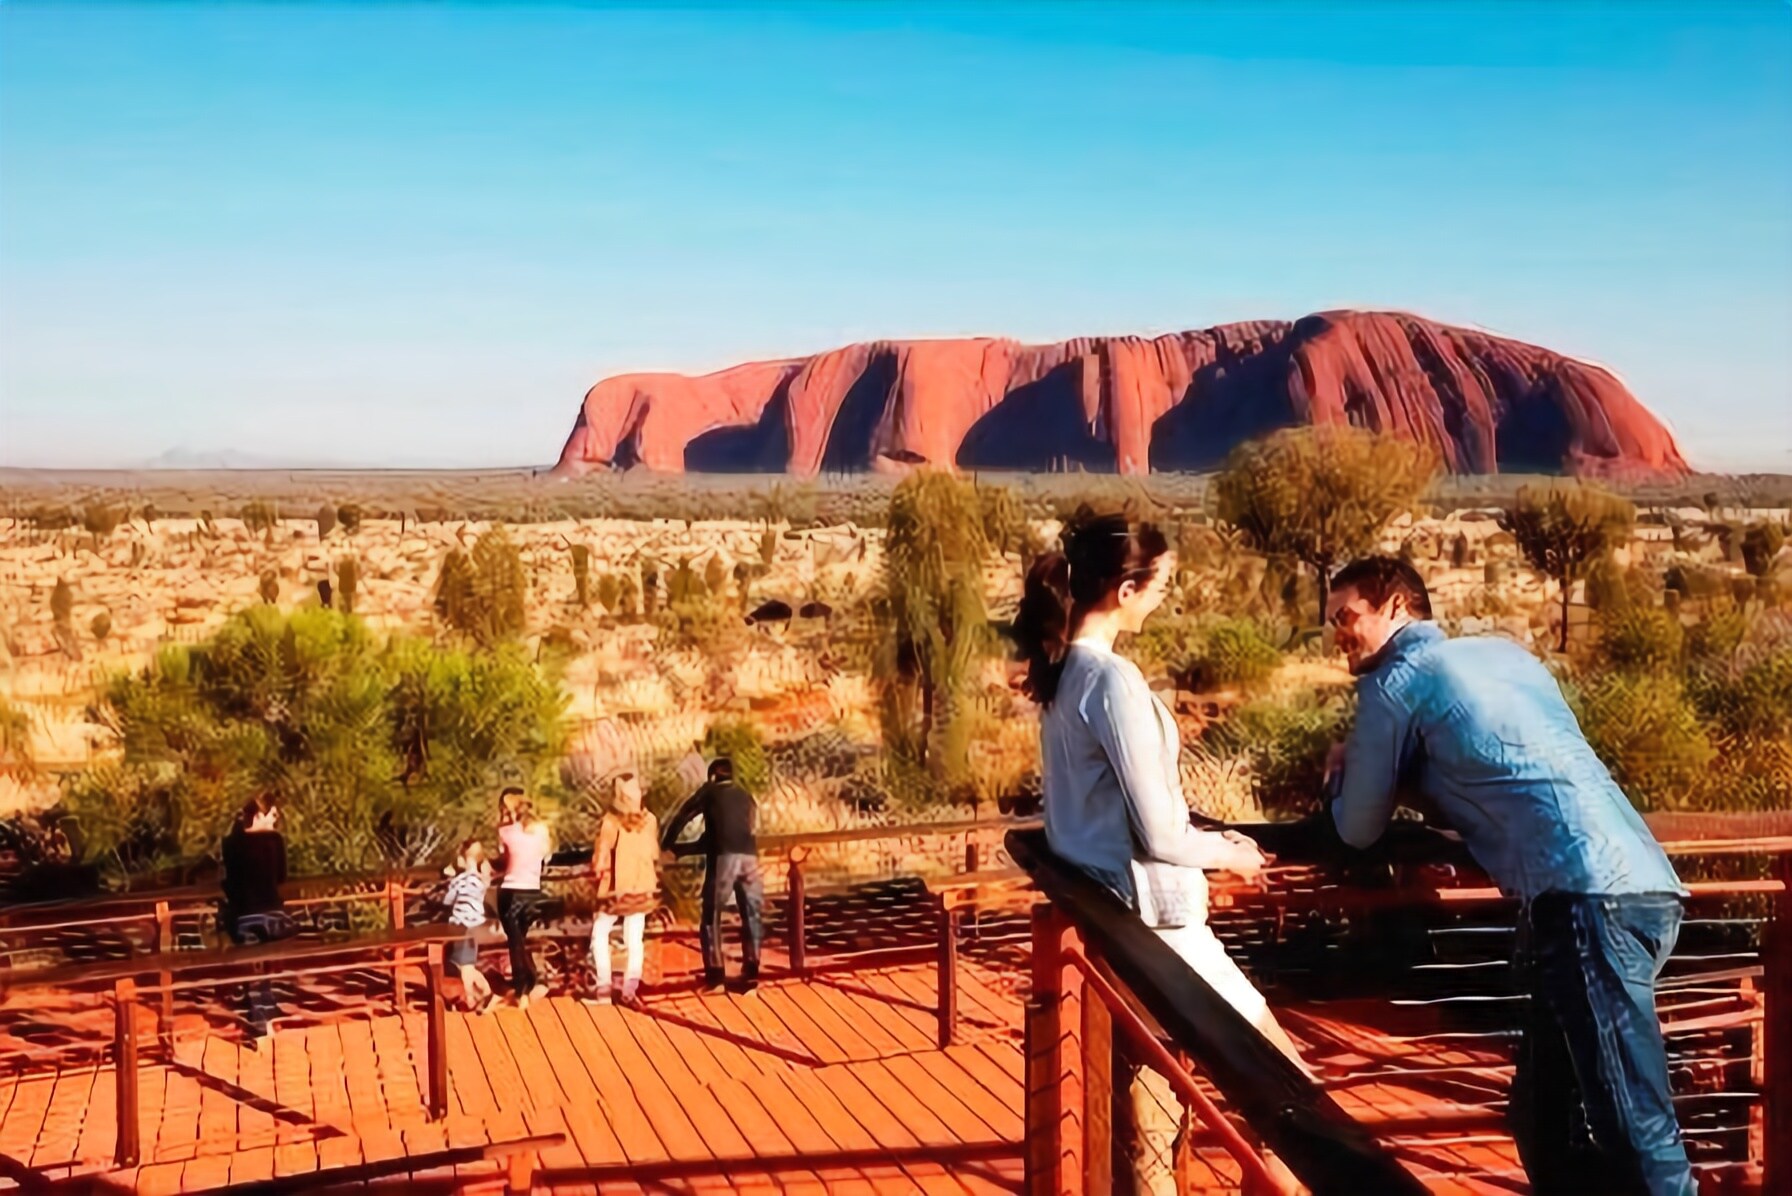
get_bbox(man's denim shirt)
[1332,622,1684,901]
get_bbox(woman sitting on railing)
[1015,511,1308,1190]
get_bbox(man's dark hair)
[1331,555,1433,619]
[708,757,734,782]
[499,785,526,800]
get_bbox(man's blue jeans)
[1510,893,1696,1196]
[700,852,763,975]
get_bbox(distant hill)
[554,309,1688,479]
[139,446,350,470]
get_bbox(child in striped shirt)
[443,839,495,1013]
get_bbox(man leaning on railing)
[1324,555,1694,1196]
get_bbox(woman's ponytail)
[1014,551,1074,705]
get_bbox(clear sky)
[2,2,1789,471]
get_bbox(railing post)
[788,847,808,977]
[424,941,449,1121]
[1026,903,1083,1195]
[387,879,407,1008]
[1766,853,1791,1196]
[937,895,958,1048]
[965,838,982,941]
[153,901,175,1051]
[1082,977,1115,1196]
[114,978,140,1168]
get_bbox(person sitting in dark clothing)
[661,758,763,993]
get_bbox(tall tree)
[1500,481,1635,652]
[1212,426,1436,624]
[875,471,998,799]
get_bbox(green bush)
[571,543,592,608]
[83,504,124,540]
[1136,616,1281,692]
[1596,605,1684,676]
[239,501,278,534]
[336,556,360,615]
[702,719,771,794]
[1571,671,1714,812]
[1204,692,1351,818]
[434,530,527,645]
[72,605,566,879]
[594,572,621,614]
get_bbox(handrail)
[1009,827,1426,1196]
[104,936,458,1168]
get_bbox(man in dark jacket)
[661,757,762,992]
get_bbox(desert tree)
[1499,481,1635,652]
[1211,425,1437,625]
[433,529,527,646]
[875,470,999,800]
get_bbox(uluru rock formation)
[554,311,1687,478]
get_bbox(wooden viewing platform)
[0,812,1783,1194]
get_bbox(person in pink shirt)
[494,786,552,1008]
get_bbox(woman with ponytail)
[1015,512,1306,1191]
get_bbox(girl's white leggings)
[592,912,646,990]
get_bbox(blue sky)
[2,2,1789,471]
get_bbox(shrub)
[239,501,278,533]
[50,578,74,626]
[1186,618,1283,691]
[336,503,363,535]
[72,606,567,879]
[0,698,34,782]
[1136,615,1281,692]
[702,719,772,794]
[976,483,1029,557]
[1596,606,1684,676]
[83,504,124,540]
[571,543,592,607]
[90,610,112,644]
[1572,672,1714,812]
[655,592,743,656]
[666,558,704,605]
[1204,692,1352,819]
[1743,521,1786,579]
[259,569,280,606]
[703,554,728,598]
[336,556,360,615]
[434,530,527,646]
[315,504,337,539]
[594,572,621,614]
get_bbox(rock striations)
[553,310,1686,478]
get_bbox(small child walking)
[443,839,496,1013]
[587,773,660,1006]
